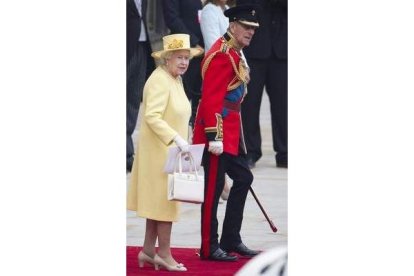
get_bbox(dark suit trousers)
[241,57,288,164]
[182,56,202,126]
[200,151,253,257]
[127,42,148,168]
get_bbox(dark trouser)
[126,42,148,170]
[200,151,254,258]
[241,57,288,165]
[182,56,202,126]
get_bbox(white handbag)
[167,152,204,204]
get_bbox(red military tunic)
[193,33,249,155]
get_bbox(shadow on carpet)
[127,246,251,275]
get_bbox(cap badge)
[251,10,256,16]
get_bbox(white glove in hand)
[208,141,223,156]
[174,135,190,153]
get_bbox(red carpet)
[127,246,251,275]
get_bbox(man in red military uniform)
[193,4,261,262]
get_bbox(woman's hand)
[174,135,190,153]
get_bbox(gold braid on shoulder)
[202,38,249,87]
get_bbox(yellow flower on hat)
[151,34,204,59]
[167,39,184,50]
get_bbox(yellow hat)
[151,34,204,59]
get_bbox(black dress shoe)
[276,162,288,168]
[223,243,260,258]
[275,155,287,168]
[207,248,238,262]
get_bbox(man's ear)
[228,22,236,33]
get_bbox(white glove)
[174,135,190,153]
[208,141,223,156]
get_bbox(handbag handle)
[173,152,201,180]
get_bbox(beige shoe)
[154,254,187,272]
[138,250,154,268]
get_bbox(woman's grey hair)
[160,51,174,65]
[160,50,193,65]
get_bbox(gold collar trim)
[223,32,242,52]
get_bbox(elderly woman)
[127,34,203,272]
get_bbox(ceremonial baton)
[249,187,278,233]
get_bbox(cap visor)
[238,20,259,28]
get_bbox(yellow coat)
[127,66,191,222]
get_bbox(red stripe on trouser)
[201,154,219,257]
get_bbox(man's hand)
[208,141,223,156]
